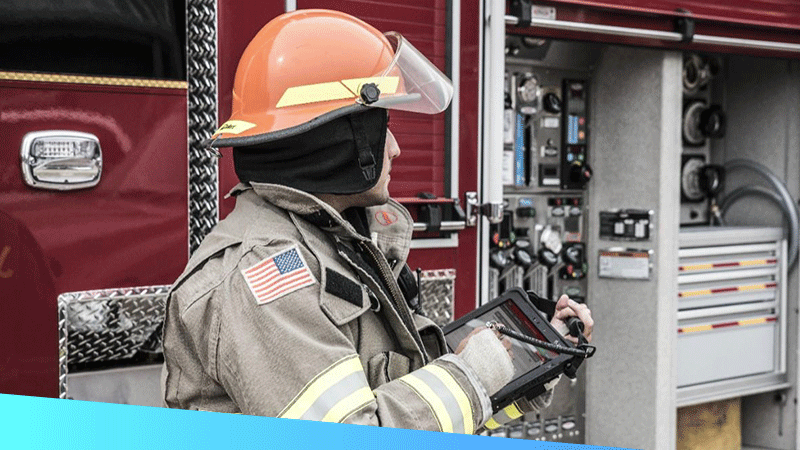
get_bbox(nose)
[385,129,400,160]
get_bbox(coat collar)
[227,182,414,269]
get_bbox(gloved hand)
[455,327,515,396]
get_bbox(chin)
[362,190,390,207]
[369,194,391,207]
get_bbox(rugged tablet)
[442,288,594,411]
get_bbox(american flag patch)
[242,247,316,305]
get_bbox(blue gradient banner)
[0,394,633,450]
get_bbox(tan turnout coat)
[161,182,495,432]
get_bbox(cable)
[721,185,785,219]
[486,321,595,358]
[720,185,793,265]
[721,159,799,269]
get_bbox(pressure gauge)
[517,74,539,104]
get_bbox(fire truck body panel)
[0,77,188,397]
[2,0,800,447]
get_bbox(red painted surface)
[402,0,483,319]
[511,1,800,58]
[451,0,482,318]
[217,1,286,218]
[0,80,188,397]
[547,0,800,32]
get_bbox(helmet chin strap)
[348,113,377,182]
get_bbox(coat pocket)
[367,351,411,388]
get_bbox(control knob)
[538,248,558,269]
[569,163,593,185]
[543,92,561,113]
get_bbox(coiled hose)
[719,159,799,269]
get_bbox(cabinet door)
[0,0,188,397]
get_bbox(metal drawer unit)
[677,227,788,406]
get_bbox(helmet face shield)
[270,32,453,115]
[369,32,454,114]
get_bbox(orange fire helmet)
[210,9,453,148]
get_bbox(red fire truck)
[2,1,800,448]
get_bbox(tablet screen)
[445,300,558,379]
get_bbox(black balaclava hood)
[233,108,388,195]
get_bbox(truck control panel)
[487,35,594,444]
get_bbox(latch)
[509,0,532,27]
[465,192,505,226]
[397,192,505,232]
[396,195,467,233]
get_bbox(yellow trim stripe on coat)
[320,387,374,423]
[276,76,399,108]
[399,373,453,432]
[484,418,502,430]
[279,354,374,422]
[424,365,475,434]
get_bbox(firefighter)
[161,9,593,432]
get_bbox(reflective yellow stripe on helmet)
[279,354,374,423]
[214,120,257,136]
[276,76,399,108]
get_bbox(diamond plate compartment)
[418,269,456,326]
[58,285,169,398]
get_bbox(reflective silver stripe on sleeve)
[299,371,372,422]
[398,373,450,432]
[438,353,492,426]
[412,368,469,434]
[398,362,476,434]
[279,354,375,423]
